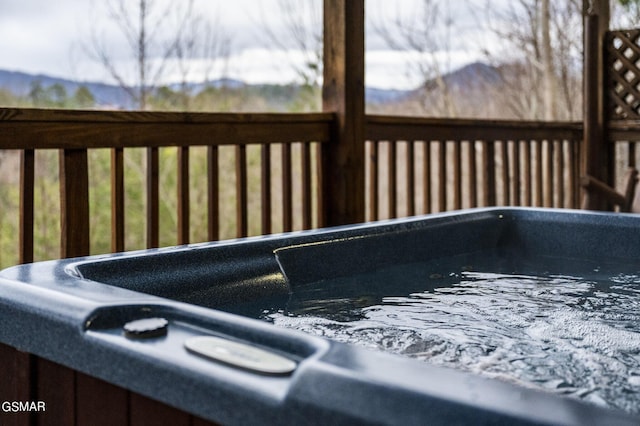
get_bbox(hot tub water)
[237,257,640,415]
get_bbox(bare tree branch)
[254,0,323,87]
[372,0,458,116]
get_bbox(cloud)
[0,0,487,90]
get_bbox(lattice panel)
[607,29,640,120]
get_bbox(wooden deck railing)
[365,116,584,220]
[0,108,332,264]
[0,108,588,267]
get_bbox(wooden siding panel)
[76,372,128,426]
[0,344,33,426]
[35,358,75,426]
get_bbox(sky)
[0,0,489,90]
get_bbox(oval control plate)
[184,336,297,375]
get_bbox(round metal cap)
[123,317,169,339]
[185,335,297,375]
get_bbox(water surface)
[247,256,640,414]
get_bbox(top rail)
[0,108,334,149]
[366,115,583,142]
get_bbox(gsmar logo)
[2,401,46,412]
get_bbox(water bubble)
[628,376,640,387]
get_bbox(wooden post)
[582,0,610,210]
[321,0,366,226]
[59,149,90,258]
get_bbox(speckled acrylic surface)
[0,208,638,425]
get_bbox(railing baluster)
[177,146,190,244]
[453,140,461,210]
[59,149,90,258]
[535,141,543,207]
[315,142,326,228]
[556,140,565,208]
[513,140,521,206]
[301,142,312,230]
[406,141,415,216]
[544,140,554,207]
[19,149,35,264]
[467,141,477,208]
[438,141,446,211]
[500,141,510,205]
[235,145,248,238]
[146,147,159,248]
[388,141,397,218]
[260,143,272,235]
[572,140,581,208]
[483,141,496,207]
[523,141,532,206]
[422,141,431,213]
[207,146,219,241]
[368,141,379,221]
[282,143,292,232]
[111,148,124,252]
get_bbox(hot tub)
[0,208,639,425]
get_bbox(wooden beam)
[321,0,365,226]
[582,0,610,209]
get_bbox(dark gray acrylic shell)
[1,208,639,425]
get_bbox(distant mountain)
[0,69,135,108]
[166,78,247,93]
[365,62,503,105]
[0,70,252,109]
[417,62,501,93]
[366,87,410,104]
[0,63,499,110]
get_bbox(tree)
[169,2,231,111]
[85,0,232,111]
[480,0,583,120]
[0,89,19,107]
[72,86,96,109]
[613,0,640,26]
[28,81,70,108]
[48,84,68,108]
[253,0,323,111]
[371,0,478,117]
[28,81,48,107]
[369,0,586,120]
[86,0,173,109]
